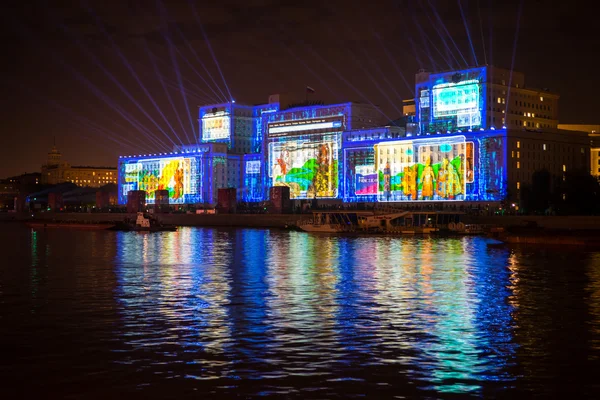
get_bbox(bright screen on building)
[374,136,474,201]
[269,134,340,199]
[202,112,231,141]
[121,157,197,204]
[421,69,486,134]
[245,160,260,174]
[432,79,481,128]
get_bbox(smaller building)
[41,145,117,187]
[558,124,600,179]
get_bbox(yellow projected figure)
[420,157,435,199]
[446,161,462,199]
[402,166,411,197]
[403,166,417,199]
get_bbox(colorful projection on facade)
[355,165,377,195]
[202,112,231,141]
[375,136,474,201]
[268,133,340,199]
[119,157,198,204]
[419,68,486,134]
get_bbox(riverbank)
[0,212,298,228]
[3,212,600,230]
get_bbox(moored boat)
[295,208,463,235]
[111,212,177,232]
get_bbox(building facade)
[558,124,600,178]
[118,66,590,207]
[41,145,117,187]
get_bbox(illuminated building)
[41,145,117,187]
[118,66,590,207]
[558,124,600,178]
[415,66,559,134]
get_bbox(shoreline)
[3,212,600,231]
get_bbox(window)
[511,151,514,158]
[540,96,544,101]
[517,151,520,158]
[517,161,520,169]
[543,144,547,151]
[523,121,527,127]
[517,141,521,148]
[563,165,566,172]
[517,182,520,189]
[497,97,501,104]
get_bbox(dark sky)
[1,0,597,178]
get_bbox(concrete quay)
[2,212,600,230]
[0,212,301,229]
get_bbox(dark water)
[1,224,600,398]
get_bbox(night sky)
[1,0,597,178]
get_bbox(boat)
[295,208,463,235]
[26,221,116,230]
[111,212,177,232]
[435,221,486,236]
[296,211,362,233]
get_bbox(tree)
[520,169,555,214]
[558,169,600,215]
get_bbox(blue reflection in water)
[112,229,518,395]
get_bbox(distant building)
[41,145,117,187]
[558,124,600,178]
[0,173,41,210]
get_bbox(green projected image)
[269,137,339,199]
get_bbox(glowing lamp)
[468,129,472,132]
[502,126,507,129]
[446,130,450,134]
[491,127,495,130]
[480,128,484,131]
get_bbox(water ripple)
[1,225,600,397]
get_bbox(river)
[1,224,599,398]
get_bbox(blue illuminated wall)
[417,67,487,135]
[242,154,263,202]
[252,104,279,154]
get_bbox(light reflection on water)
[1,225,600,397]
